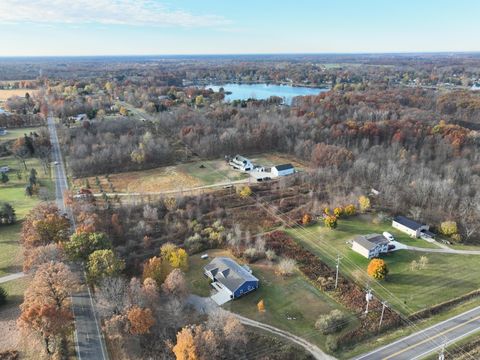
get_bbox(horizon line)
[1,51,480,59]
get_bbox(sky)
[0,0,479,56]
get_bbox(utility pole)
[365,288,373,314]
[335,254,342,289]
[438,344,445,360]
[379,301,388,328]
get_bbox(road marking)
[354,305,480,360]
[384,314,480,359]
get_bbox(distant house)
[352,234,389,259]
[75,114,88,122]
[0,128,7,136]
[392,216,431,238]
[204,257,259,305]
[0,166,10,173]
[229,155,254,172]
[271,164,295,177]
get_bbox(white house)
[271,163,295,177]
[0,128,7,136]
[392,216,430,238]
[229,155,254,172]
[351,234,389,259]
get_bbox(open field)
[187,249,357,350]
[72,152,304,193]
[0,127,43,142]
[0,223,24,277]
[286,217,480,315]
[0,89,37,101]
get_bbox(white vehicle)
[0,166,9,173]
[383,231,394,241]
[54,161,59,165]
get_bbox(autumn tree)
[324,215,338,229]
[358,195,371,213]
[18,262,77,355]
[440,221,458,237]
[21,203,70,248]
[87,249,125,285]
[143,256,169,287]
[64,231,111,261]
[127,306,155,335]
[23,243,64,272]
[237,185,252,198]
[333,207,343,218]
[160,243,189,272]
[162,268,188,299]
[367,258,388,280]
[172,326,198,360]
[344,204,356,216]
[302,213,312,225]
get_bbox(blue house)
[204,257,259,305]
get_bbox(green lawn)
[0,151,54,278]
[187,249,358,350]
[0,276,30,305]
[287,217,480,315]
[0,127,43,142]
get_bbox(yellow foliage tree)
[440,221,458,237]
[344,204,356,216]
[333,207,344,217]
[238,186,252,198]
[257,299,265,312]
[358,196,371,213]
[172,327,198,360]
[302,214,312,225]
[160,243,189,272]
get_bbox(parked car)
[0,166,9,173]
[54,161,59,165]
[383,231,395,241]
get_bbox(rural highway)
[355,305,480,360]
[47,117,109,360]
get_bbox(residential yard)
[0,223,24,277]
[286,216,480,315]
[186,249,358,351]
[0,127,43,142]
[72,152,305,193]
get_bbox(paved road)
[187,295,335,360]
[0,272,25,284]
[355,305,480,360]
[47,117,109,360]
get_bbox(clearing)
[0,127,44,142]
[186,249,357,350]
[72,152,305,193]
[286,216,480,315]
[0,89,37,101]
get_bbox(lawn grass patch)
[0,127,43,142]
[0,223,23,277]
[186,249,358,351]
[286,217,480,315]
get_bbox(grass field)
[186,249,358,350]
[286,217,480,315]
[0,223,24,277]
[0,89,37,101]
[0,127,43,142]
[72,152,304,193]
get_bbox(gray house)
[204,257,259,305]
[352,234,389,259]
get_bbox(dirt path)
[187,295,336,360]
[0,272,25,284]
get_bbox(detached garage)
[271,163,295,177]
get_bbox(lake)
[206,83,329,105]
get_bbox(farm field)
[72,152,304,193]
[186,249,358,350]
[0,89,37,101]
[286,217,480,315]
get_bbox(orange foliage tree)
[367,258,388,280]
[127,306,155,335]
